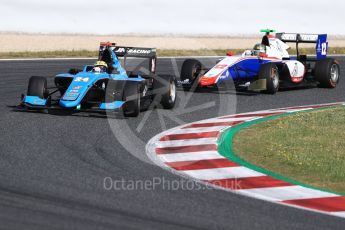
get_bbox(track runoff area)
[147,102,345,219]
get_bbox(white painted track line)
[183,166,264,180]
[155,138,217,148]
[157,151,225,162]
[240,186,339,202]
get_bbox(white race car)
[180,29,340,94]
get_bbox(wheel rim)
[170,81,176,102]
[330,64,339,83]
[271,68,279,88]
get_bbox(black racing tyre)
[180,59,202,90]
[123,81,140,117]
[314,58,340,88]
[258,63,279,94]
[27,76,48,99]
[153,75,176,109]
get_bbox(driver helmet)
[253,43,266,55]
[92,61,108,73]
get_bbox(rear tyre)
[153,75,176,109]
[123,82,140,117]
[315,58,340,88]
[180,59,202,91]
[258,63,279,94]
[27,76,48,99]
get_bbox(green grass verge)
[0,47,344,59]
[233,107,345,194]
[0,50,98,58]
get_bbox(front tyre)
[27,76,48,99]
[180,59,202,91]
[259,63,279,94]
[315,58,340,88]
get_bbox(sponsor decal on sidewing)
[74,77,89,82]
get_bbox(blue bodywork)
[316,34,328,60]
[219,58,277,84]
[23,47,146,111]
[199,56,281,86]
[24,96,47,106]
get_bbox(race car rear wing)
[99,42,157,74]
[99,42,157,58]
[276,33,328,59]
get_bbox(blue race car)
[19,42,176,117]
[180,29,340,94]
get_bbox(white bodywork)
[266,37,306,82]
[284,60,306,83]
[199,35,306,86]
[202,56,241,79]
[266,37,290,59]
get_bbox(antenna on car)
[260,29,276,35]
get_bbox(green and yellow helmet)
[94,60,108,68]
[253,43,266,53]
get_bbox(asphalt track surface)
[1,57,345,230]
